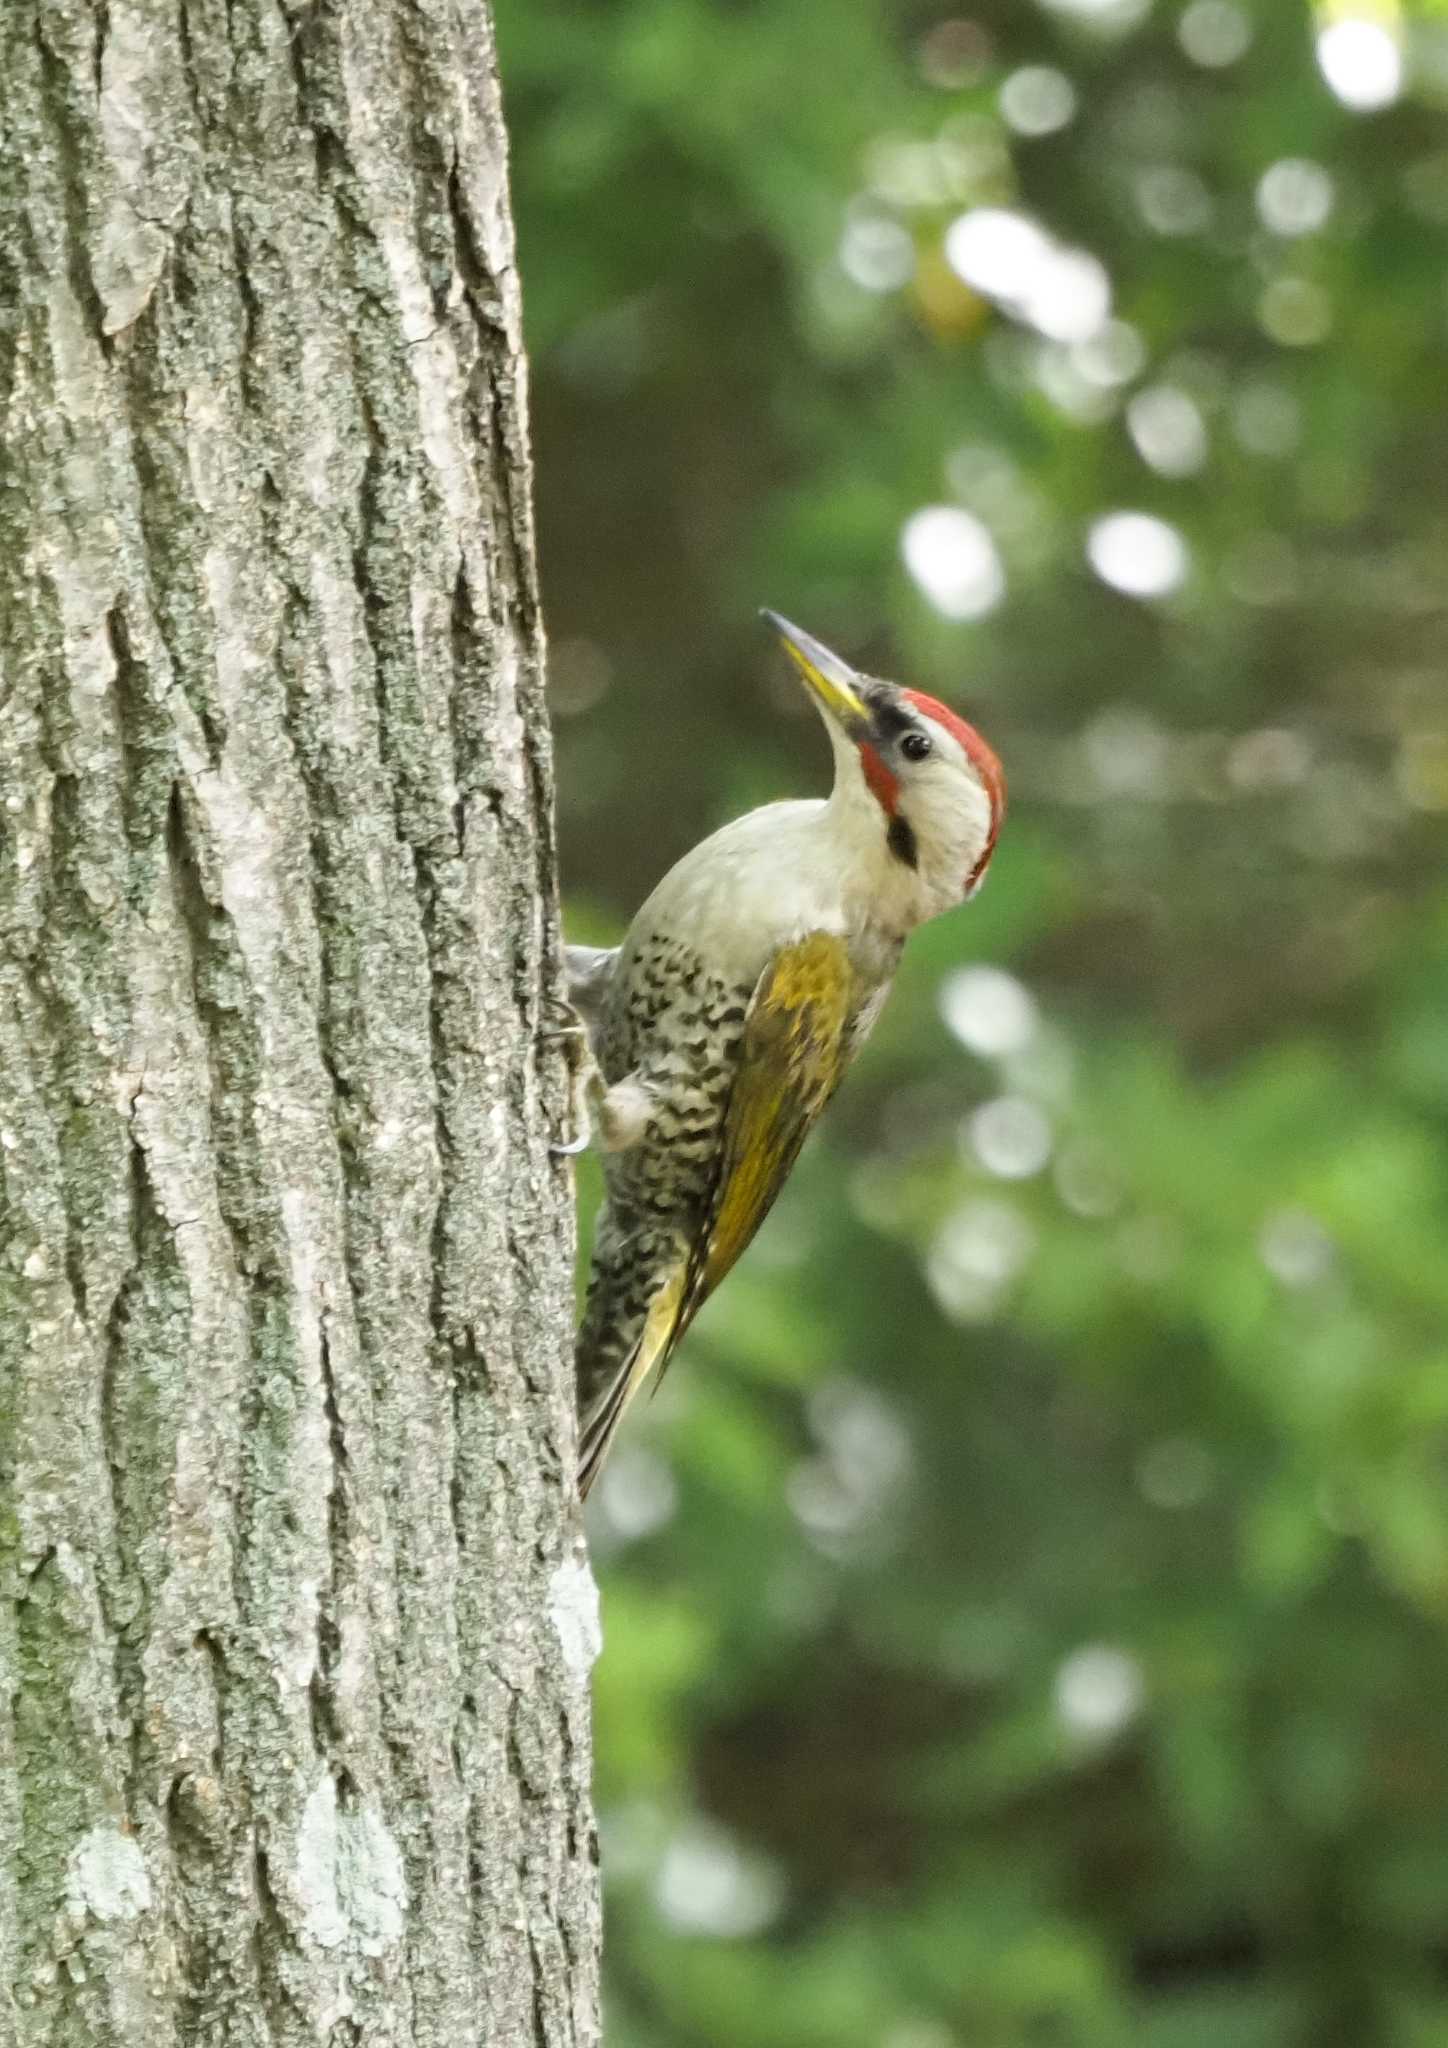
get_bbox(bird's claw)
[540,998,589,1045]
[543,994,602,1157]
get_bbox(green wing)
[686,929,857,1307]
[578,931,860,1494]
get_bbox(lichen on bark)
[0,2,599,2041]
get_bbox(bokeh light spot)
[945,207,1050,298]
[1087,511,1190,597]
[1316,17,1403,111]
[1073,319,1148,387]
[917,17,993,90]
[1127,384,1208,476]
[549,637,614,717]
[1055,1645,1145,1740]
[1259,1208,1336,1288]
[939,965,1039,1057]
[1082,705,1171,794]
[945,209,1111,342]
[1037,0,1152,31]
[839,212,915,292]
[1257,158,1335,236]
[901,505,1005,619]
[1227,726,1313,790]
[597,1444,678,1542]
[1134,164,1214,236]
[1034,342,1117,424]
[999,65,1078,136]
[1136,1435,1215,1509]
[808,1380,913,1500]
[1178,0,1253,67]
[967,1095,1054,1179]
[927,1200,1035,1322]
[883,2022,956,2048]
[1258,276,1333,347]
[655,1820,785,1938]
[1231,379,1302,456]
[1030,249,1112,342]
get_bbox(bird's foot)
[542,998,605,1157]
[542,1000,654,1157]
[540,993,589,1044]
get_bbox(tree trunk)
[0,4,599,2042]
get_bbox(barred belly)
[575,935,753,1417]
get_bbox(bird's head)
[764,610,1005,925]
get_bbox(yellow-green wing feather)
[578,932,858,1496]
[687,930,856,1309]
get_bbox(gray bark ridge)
[0,2,599,2042]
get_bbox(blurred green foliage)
[495,0,1448,2039]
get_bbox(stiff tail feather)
[577,1264,686,1498]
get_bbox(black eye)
[900,730,933,762]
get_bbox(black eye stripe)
[864,682,932,757]
[868,697,917,741]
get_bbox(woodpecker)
[568,613,1005,1497]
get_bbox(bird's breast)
[625,801,848,981]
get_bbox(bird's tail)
[576,1248,689,1498]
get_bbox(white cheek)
[917,766,991,847]
[902,767,993,913]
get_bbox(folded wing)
[578,930,858,1495]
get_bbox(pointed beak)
[761,610,870,737]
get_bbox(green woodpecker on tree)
[564,614,1006,1495]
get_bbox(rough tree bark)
[0,3,599,2042]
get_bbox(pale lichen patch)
[296,1775,407,1958]
[548,1552,603,1680]
[65,1828,152,1924]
